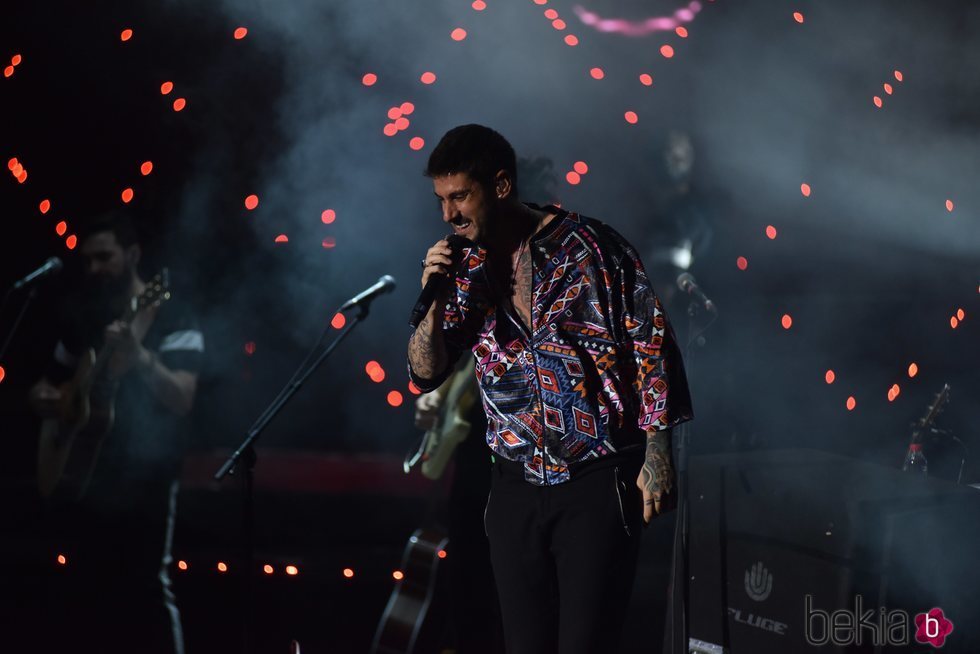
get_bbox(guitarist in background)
[28,212,202,654]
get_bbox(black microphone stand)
[214,299,373,654]
[668,298,717,654]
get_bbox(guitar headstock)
[129,268,172,314]
[915,383,951,433]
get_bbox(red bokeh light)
[945,199,954,212]
[0,365,5,384]
[57,553,66,565]
[451,28,467,41]
[894,70,904,82]
[846,396,856,411]
[420,71,437,85]
[177,560,188,571]
[217,562,228,572]
[408,381,422,395]
[263,564,273,575]
[321,209,336,224]
[140,161,153,176]
[395,116,410,130]
[343,568,354,578]
[11,54,22,66]
[331,313,346,329]
[437,550,447,559]
[472,0,487,10]
[908,362,918,378]
[409,137,425,151]
[736,256,748,271]
[825,370,835,384]
[387,390,404,407]
[383,123,398,137]
[173,97,187,112]
[244,341,256,355]
[800,183,811,197]
[781,314,793,329]
[65,235,78,250]
[387,107,401,120]
[564,35,579,46]
[883,83,893,95]
[676,26,689,37]
[55,221,67,236]
[244,194,259,210]
[120,29,133,42]
[121,188,134,203]
[589,67,604,80]
[400,102,415,115]
[393,570,404,581]
[950,316,959,329]
[322,236,336,249]
[565,171,581,185]
[234,27,248,40]
[624,111,638,124]
[639,73,653,86]
[39,199,51,214]
[660,45,675,58]
[544,9,558,19]
[873,96,882,108]
[956,308,964,320]
[573,161,588,175]
[765,225,777,239]
[6,158,16,171]
[362,73,378,86]
[161,81,173,95]
[552,19,566,30]
[274,234,288,243]
[793,11,804,23]
[3,65,13,78]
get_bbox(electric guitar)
[37,270,171,501]
[403,358,478,481]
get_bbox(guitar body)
[371,528,450,654]
[37,348,118,501]
[420,359,478,481]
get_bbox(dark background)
[1,0,977,651]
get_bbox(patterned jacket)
[410,206,693,485]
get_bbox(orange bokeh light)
[393,570,404,580]
[140,161,153,175]
[263,564,274,574]
[11,54,22,66]
[639,73,653,86]
[3,65,13,78]
[321,209,336,224]
[800,183,811,197]
[793,11,804,23]
[825,370,835,384]
[274,234,288,243]
[362,73,378,86]
[883,83,893,95]
[589,67,604,80]
[160,81,173,94]
[908,362,918,378]
[39,199,51,214]
[331,313,346,329]
[57,554,66,565]
[420,71,436,85]
[177,560,188,570]
[244,194,259,210]
[781,314,793,329]
[624,111,638,124]
[321,236,336,249]
[408,381,422,395]
[945,199,953,212]
[565,171,581,185]
[409,137,425,151]
[343,568,354,578]
[956,308,964,320]
[234,27,248,40]
[285,565,298,576]
[675,26,689,37]
[65,235,78,250]
[873,96,882,108]
[121,188,134,203]
[573,161,588,175]
[846,396,856,411]
[766,225,777,239]
[17,170,27,183]
[736,256,748,271]
[451,28,467,41]
[564,35,579,46]
[0,365,5,383]
[120,29,133,42]
[950,316,959,329]
[660,45,674,58]
[387,390,404,407]
[173,97,187,112]
[55,220,67,236]
[217,562,228,572]
[437,550,447,559]
[894,70,903,82]
[888,384,901,402]
[6,158,16,170]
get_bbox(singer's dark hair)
[425,124,518,195]
[80,210,140,248]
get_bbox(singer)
[407,124,694,653]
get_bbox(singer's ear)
[493,169,513,200]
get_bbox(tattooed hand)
[636,429,675,524]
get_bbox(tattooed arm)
[637,428,675,524]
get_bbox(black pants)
[484,456,645,654]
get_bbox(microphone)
[340,275,397,312]
[676,272,717,314]
[409,235,471,329]
[13,256,63,290]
